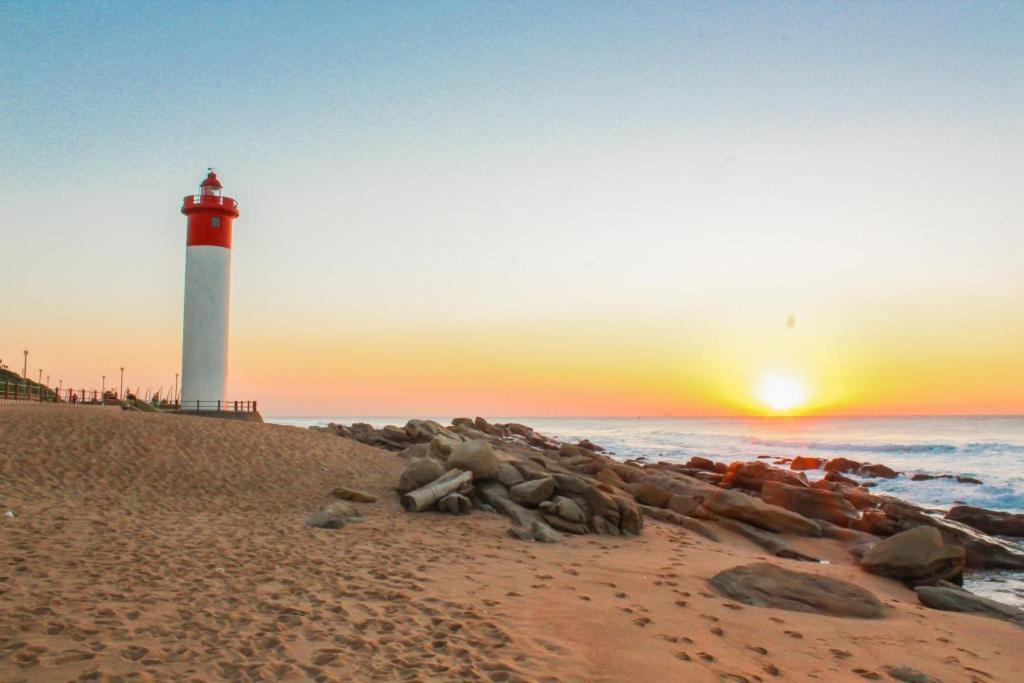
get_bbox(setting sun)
[756,373,809,413]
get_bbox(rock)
[790,456,824,471]
[860,527,965,587]
[542,496,587,523]
[398,443,430,460]
[495,462,525,488]
[638,504,721,541]
[915,586,1024,627]
[884,666,942,683]
[509,477,556,506]
[859,463,899,479]
[824,457,863,474]
[543,513,589,534]
[684,456,715,471]
[703,488,822,537]
[615,495,643,535]
[838,485,878,511]
[451,417,475,429]
[956,475,983,485]
[380,425,412,444]
[530,520,561,543]
[332,487,377,503]
[437,493,472,515]
[589,515,619,536]
[307,501,361,529]
[715,518,821,562]
[595,467,627,489]
[721,461,810,491]
[447,440,499,480]
[816,519,880,545]
[709,563,885,618]
[428,433,462,460]
[881,501,1024,570]
[397,457,446,493]
[474,416,504,437]
[506,526,534,541]
[633,477,673,507]
[405,419,447,443]
[825,470,860,486]
[761,481,860,527]
[850,509,900,537]
[577,438,604,452]
[945,505,1024,537]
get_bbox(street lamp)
[174,373,179,405]
[102,375,106,395]
[119,367,125,399]
[22,350,28,384]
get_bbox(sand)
[1,404,1021,682]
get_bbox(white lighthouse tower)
[180,171,239,409]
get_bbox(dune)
[1,404,1020,682]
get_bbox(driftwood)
[401,469,473,512]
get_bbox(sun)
[756,373,809,413]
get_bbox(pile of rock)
[386,419,642,543]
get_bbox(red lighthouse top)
[182,170,239,248]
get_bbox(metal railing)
[0,381,117,405]
[175,400,258,413]
[183,194,238,210]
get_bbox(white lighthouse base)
[181,245,231,407]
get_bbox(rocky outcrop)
[709,563,886,618]
[715,518,820,562]
[859,463,899,479]
[915,586,1024,627]
[823,458,899,479]
[945,505,1024,537]
[760,481,860,527]
[880,501,1024,570]
[911,473,983,485]
[703,488,822,536]
[510,477,556,506]
[859,526,965,587]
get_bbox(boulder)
[860,526,965,586]
[859,463,899,479]
[703,488,822,536]
[824,470,859,486]
[881,501,1024,570]
[715,518,820,561]
[495,462,525,488]
[945,505,1024,537]
[540,496,587,524]
[595,467,627,490]
[686,456,718,472]
[531,520,562,543]
[543,514,589,534]
[915,586,1024,627]
[790,456,824,471]
[397,457,445,494]
[447,440,499,480]
[577,438,604,452]
[398,443,430,460]
[437,493,472,515]
[837,485,878,511]
[850,509,900,537]
[709,563,886,619]
[824,457,862,474]
[721,461,809,491]
[761,481,860,527]
[615,495,643,535]
[474,416,504,437]
[332,487,377,503]
[405,419,447,443]
[428,433,462,460]
[633,477,673,508]
[380,425,412,444]
[509,477,556,507]
[307,500,362,529]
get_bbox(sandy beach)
[1,404,1021,682]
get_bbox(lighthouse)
[180,171,239,408]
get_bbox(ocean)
[269,414,1024,606]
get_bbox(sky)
[1,1,1022,417]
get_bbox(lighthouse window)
[211,217,221,228]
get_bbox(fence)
[0,381,116,404]
[175,400,258,413]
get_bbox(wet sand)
[1,404,1020,681]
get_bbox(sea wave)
[742,437,1024,455]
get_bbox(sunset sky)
[2,2,1022,417]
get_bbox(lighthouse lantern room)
[180,170,239,408]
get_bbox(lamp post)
[102,375,106,395]
[119,367,125,399]
[22,350,28,384]
[174,373,179,405]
